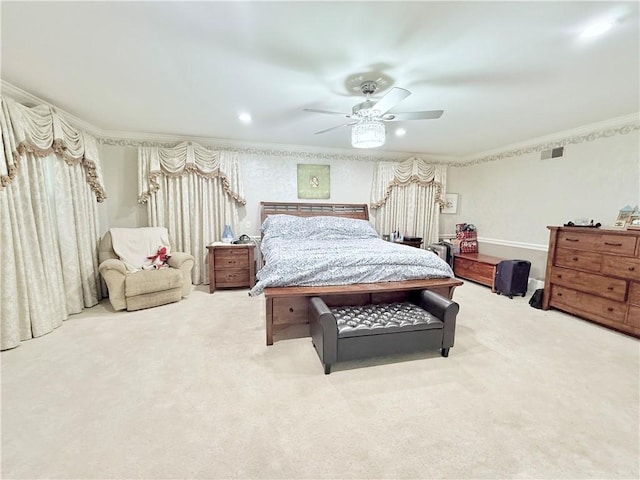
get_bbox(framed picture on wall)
[297,164,330,199]
[441,193,459,214]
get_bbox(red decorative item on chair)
[147,246,171,269]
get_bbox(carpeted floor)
[2,281,639,480]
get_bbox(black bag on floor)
[529,289,544,309]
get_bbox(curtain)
[0,96,105,351]
[371,157,446,246]
[138,142,245,285]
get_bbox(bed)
[256,202,463,345]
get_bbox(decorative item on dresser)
[542,226,640,338]
[207,243,256,293]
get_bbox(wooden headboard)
[260,202,369,223]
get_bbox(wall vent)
[541,146,565,160]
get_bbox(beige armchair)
[98,229,194,311]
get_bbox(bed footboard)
[264,278,463,345]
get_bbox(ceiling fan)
[304,81,444,148]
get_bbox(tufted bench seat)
[309,290,460,374]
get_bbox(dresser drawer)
[214,249,249,269]
[601,255,640,281]
[557,231,601,251]
[548,266,627,302]
[627,306,640,328]
[550,285,626,323]
[554,248,602,273]
[214,268,250,286]
[600,235,637,256]
[629,282,640,306]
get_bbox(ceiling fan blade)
[304,108,350,116]
[372,87,411,115]
[314,121,357,135]
[385,110,444,121]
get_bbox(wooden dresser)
[542,226,640,337]
[207,243,256,293]
[453,253,504,292]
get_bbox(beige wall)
[98,144,147,235]
[442,131,640,281]
[239,155,376,236]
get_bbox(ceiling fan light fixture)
[351,119,385,148]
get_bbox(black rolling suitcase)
[495,260,531,298]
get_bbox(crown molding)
[454,113,640,167]
[98,131,455,163]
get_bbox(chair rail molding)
[438,234,548,252]
[477,237,548,252]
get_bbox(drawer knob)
[629,267,636,272]
[607,307,614,312]
[604,242,622,247]
[557,292,563,297]
[607,286,614,291]
[565,238,579,242]
[572,257,579,261]
[557,274,563,279]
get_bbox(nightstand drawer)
[214,249,249,269]
[215,268,250,287]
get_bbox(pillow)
[301,216,379,240]
[261,214,306,238]
[262,214,378,240]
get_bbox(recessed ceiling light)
[580,20,613,38]
[395,128,407,137]
[238,112,252,124]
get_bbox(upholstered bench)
[309,290,460,374]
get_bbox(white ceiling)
[1,1,639,158]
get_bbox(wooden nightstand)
[207,243,256,293]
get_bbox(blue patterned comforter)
[248,214,454,296]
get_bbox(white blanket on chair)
[110,227,172,272]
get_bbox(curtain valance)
[138,142,245,205]
[371,157,447,209]
[0,96,106,202]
